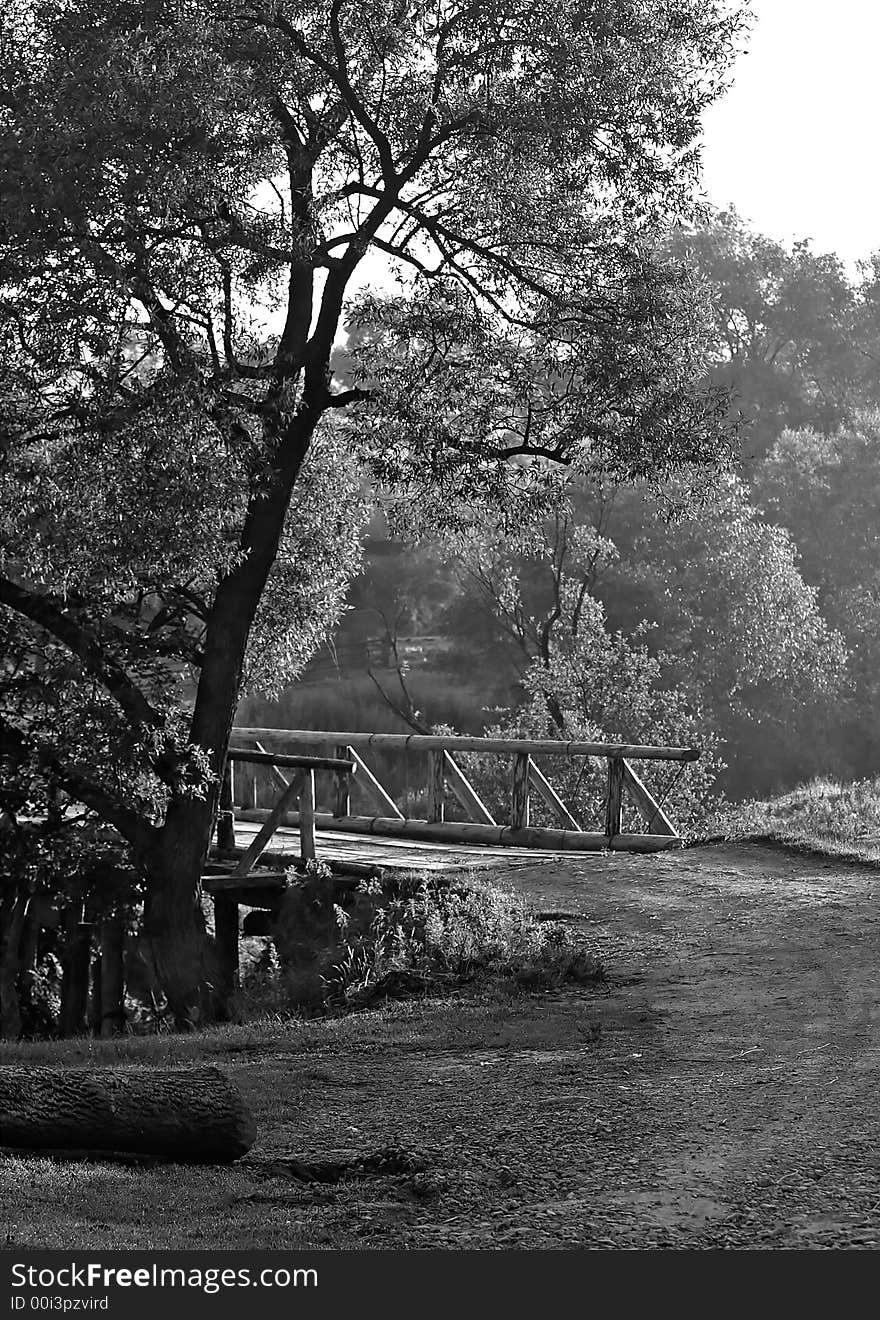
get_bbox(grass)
[0,989,607,1250]
[697,776,880,865]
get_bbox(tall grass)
[237,669,509,735]
[701,776,880,862]
[234,670,515,812]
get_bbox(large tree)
[0,0,745,1023]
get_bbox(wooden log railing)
[227,728,700,854]
[221,748,356,868]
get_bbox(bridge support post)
[217,762,236,851]
[213,895,240,996]
[333,744,351,818]
[510,752,530,829]
[605,757,624,840]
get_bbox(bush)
[235,868,604,1016]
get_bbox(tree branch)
[0,578,164,731]
[0,716,159,856]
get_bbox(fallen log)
[0,1066,255,1163]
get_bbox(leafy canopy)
[0,0,746,847]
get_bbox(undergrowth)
[235,868,604,1017]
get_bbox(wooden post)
[213,896,240,995]
[334,744,351,818]
[299,768,317,862]
[60,909,92,1037]
[99,915,126,1038]
[217,761,236,851]
[510,752,530,828]
[426,751,445,823]
[605,757,624,840]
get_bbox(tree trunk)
[59,909,92,1037]
[0,1065,255,1162]
[88,949,102,1036]
[140,422,315,1026]
[99,915,126,1038]
[142,850,225,1029]
[18,908,39,1027]
[0,886,28,1040]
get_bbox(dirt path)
[480,841,880,1247]
[236,841,880,1249]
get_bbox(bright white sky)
[700,0,880,270]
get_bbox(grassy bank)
[699,776,880,864]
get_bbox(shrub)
[236,869,603,1016]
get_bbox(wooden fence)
[226,727,701,853]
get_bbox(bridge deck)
[233,819,596,873]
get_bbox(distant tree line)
[310,208,880,802]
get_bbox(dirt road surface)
[242,841,880,1249]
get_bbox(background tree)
[0,0,745,1022]
[753,413,880,778]
[669,209,861,467]
[443,472,845,797]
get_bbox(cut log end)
[0,1065,256,1163]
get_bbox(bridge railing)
[227,728,700,853]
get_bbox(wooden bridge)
[203,728,701,984]
[209,726,700,880]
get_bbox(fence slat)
[233,772,303,877]
[347,746,404,820]
[443,751,496,826]
[528,758,581,831]
[233,728,700,761]
[620,759,677,836]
